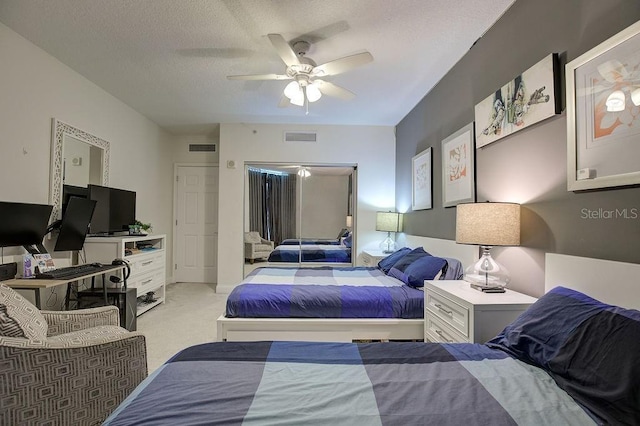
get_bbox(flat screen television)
[0,201,53,248]
[54,197,97,251]
[87,184,136,235]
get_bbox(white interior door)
[175,165,218,283]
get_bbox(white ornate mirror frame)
[49,118,110,219]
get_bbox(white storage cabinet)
[84,234,166,316]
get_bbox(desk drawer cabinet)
[424,280,537,344]
[84,234,167,316]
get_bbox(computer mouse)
[91,262,103,268]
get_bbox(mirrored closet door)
[243,163,356,276]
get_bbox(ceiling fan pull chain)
[304,86,310,115]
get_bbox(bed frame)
[217,236,479,342]
[545,253,640,310]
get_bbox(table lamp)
[455,202,520,292]
[376,212,403,253]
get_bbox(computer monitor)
[53,197,97,252]
[87,184,111,235]
[0,201,53,248]
[62,184,88,216]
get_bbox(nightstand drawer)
[425,314,467,343]
[426,289,469,337]
[362,250,387,267]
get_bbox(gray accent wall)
[395,0,640,296]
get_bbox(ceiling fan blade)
[267,33,300,67]
[315,80,356,100]
[227,73,290,81]
[313,52,373,77]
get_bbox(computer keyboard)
[35,263,115,280]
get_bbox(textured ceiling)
[0,0,515,134]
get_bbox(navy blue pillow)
[377,247,411,274]
[389,255,447,287]
[487,286,640,425]
[343,234,352,248]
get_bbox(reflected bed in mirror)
[49,119,110,220]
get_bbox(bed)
[106,254,640,425]
[279,228,350,245]
[267,243,352,263]
[280,238,342,245]
[219,237,478,342]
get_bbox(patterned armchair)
[0,283,147,425]
[244,231,274,263]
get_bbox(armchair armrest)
[0,330,147,424]
[42,305,120,336]
[259,238,274,248]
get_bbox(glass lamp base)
[463,246,510,290]
[379,235,396,253]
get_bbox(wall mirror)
[243,163,356,276]
[49,118,110,219]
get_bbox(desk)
[4,265,123,309]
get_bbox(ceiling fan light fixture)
[284,81,302,100]
[306,82,322,102]
[606,90,626,112]
[631,88,640,106]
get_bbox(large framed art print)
[475,54,560,148]
[411,147,432,210]
[566,20,640,191]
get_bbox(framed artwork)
[475,53,561,148]
[566,20,640,191]
[442,123,475,207]
[412,147,432,210]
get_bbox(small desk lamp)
[455,202,520,292]
[376,212,403,253]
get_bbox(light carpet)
[136,282,227,373]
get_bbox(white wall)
[0,23,174,305]
[299,174,349,239]
[217,123,396,293]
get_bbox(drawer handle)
[141,279,153,284]
[141,261,153,266]
[435,329,453,343]
[434,303,453,315]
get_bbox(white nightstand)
[424,280,537,343]
[361,249,389,267]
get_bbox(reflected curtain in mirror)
[248,169,296,245]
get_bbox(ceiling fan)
[227,34,373,108]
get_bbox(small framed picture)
[411,147,432,210]
[442,123,475,207]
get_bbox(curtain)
[248,170,267,237]
[248,169,296,245]
[267,174,296,245]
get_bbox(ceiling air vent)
[284,131,317,143]
[189,144,216,152]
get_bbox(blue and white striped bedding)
[280,238,341,245]
[104,341,596,425]
[226,266,424,318]
[268,244,352,263]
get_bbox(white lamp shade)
[631,88,640,106]
[456,202,520,246]
[376,212,403,232]
[606,90,626,112]
[306,82,322,102]
[346,215,353,228]
[284,81,302,100]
